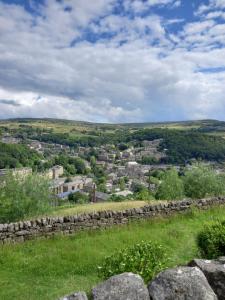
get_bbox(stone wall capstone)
[0,197,225,244]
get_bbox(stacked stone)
[0,197,225,244]
[60,257,225,300]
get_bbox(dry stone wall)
[1,197,225,244]
[60,257,225,300]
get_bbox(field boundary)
[1,197,225,244]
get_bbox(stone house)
[52,165,64,179]
[96,161,106,167]
[51,176,93,197]
[62,176,93,193]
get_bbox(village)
[0,134,176,202]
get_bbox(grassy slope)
[0,206,225,300]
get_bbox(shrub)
[109,194,126,202]
[0,173,51,223]
[68,192,89,204]
[98,241,169,283]
[155,168,184,200]
[183,164,225,199]
[197,220,225,258]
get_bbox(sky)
[0,0,225,123]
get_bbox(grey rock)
[189,258,225,299]
[92,272,150,300]
[148,266,217,300]
[59,291,88,300]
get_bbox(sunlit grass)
[45,201,148,217]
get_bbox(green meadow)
[0,206,225,300]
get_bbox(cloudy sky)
[0,0,225,123]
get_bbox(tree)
[135,189,155,200]
[119,177,126,191]
[0,173,51,223]
[68,192,89,204]
[141,156,158,165]
[65,164,76,175]
[97,183,107,193]
[73,158,86,174]
[90,156,96,168]
[156,168,184,200]
[131,181,146,193]
[118,143,129,151]
[183,164,225,199]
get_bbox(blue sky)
[0,0,225,122]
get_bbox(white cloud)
[123,0,178,14]
[197,0,225,16]
[0,0,225,122]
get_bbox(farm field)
[0,205,225,300]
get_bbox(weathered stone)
[188,258,225,300]
[92,272,150,300]
[0,197,225,244]
[59,291,88,300]
[148,266,217,300]
[15,230,31,236]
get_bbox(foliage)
[149,169,165,179]
[131,181,146,193]
[117,143,129,151]
[197,220,225,258]
[98,241,169,282]
[0,173,51,223]
[140,156,159,165]
[135,189,155,200]
[119,177,126,191]
[183,164,225,199]
[131,128,225,164]
[68,192,89,204]
[109,194,127,202]
[0,142,41,169]
[54,155,87,175]
[156,168,184,200]
[90,156,96,167]
[97,183,107,193]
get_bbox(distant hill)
[2,118,225,166]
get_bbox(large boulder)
[148,266,217,300]
[59,291,88,300]
[189,258,225,300]
[92,272,150,300]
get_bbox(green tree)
[0,173,51,223]
[156,168,184,200]
[135,189,155,200]
[97,183,107,193]
[119,177,126,191]
[183,164,225,199]
[68,192,89,204]
[90,156,96,168]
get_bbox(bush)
[68,192,89,204]
[183,164,225,199]
[155,168,184,200]
[0,173,51,223]
[98,241,169,283]
[197,220,225,258]
[109,194,126,202]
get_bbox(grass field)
[46,201,148,217]
[0,206,225,300]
